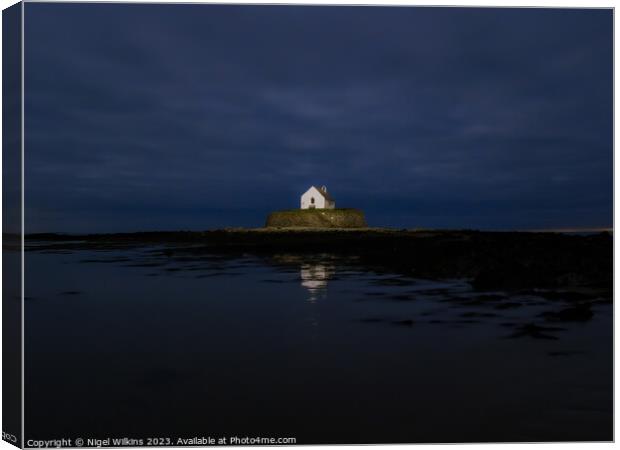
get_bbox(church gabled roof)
[310,185,334,202]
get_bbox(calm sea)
[22,243,612,443]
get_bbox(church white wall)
[300,187,327,209]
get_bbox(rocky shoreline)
[24,228,612,295]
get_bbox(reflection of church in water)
[300,264,334,302]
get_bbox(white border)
[20,1,24,447]
[0,2,615,450]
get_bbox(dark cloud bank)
[24,4,612,232]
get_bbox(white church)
[300,186,335,210]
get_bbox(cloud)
[23,4,612,232]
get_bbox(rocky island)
[265,208,367,228]
[265,185,367,228]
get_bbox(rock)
[265,208,367,228]
[524,290,594,302]
[391,319,414,327]
[505,323,566,340]
[540,303,594,322]
[459,311,498,318]
[494,302,524,310]
[471,262,547,290]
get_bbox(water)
[23,244,612,443]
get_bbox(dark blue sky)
[24,4,612,232]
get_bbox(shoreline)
[19,225,614,240]
[21,228,613,294]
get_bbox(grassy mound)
[265,208,368,228]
